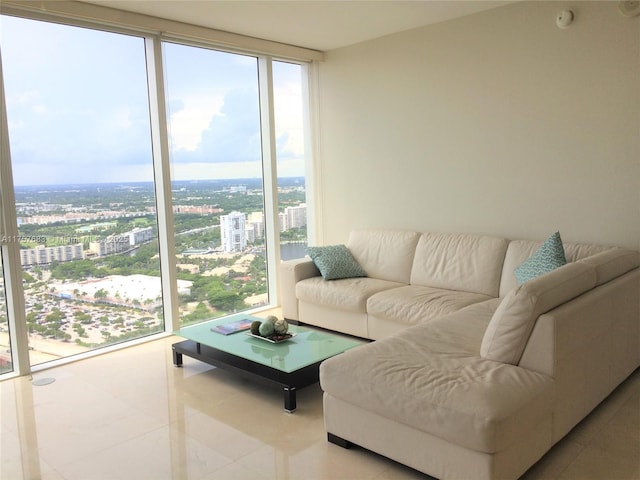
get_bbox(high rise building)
[285,203,307,229]
[20,244,84,266]
[128,226,154,245]
[247,211,265,239]
[90,226,154,257]
[246,225,256,243]
[220,211,246,253]
[89,234,130,257]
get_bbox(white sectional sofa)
[279,228,640,480]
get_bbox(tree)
[50,259,101,281]
[208,289,245,312]
[75,311,93,324]
[23,271,36,283]
[94,288,108,300]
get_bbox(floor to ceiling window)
[163,43,268,325]
[0,7,313,377]
[273,61,309,261]
[1,16,163,366]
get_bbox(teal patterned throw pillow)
[514,231,567,284]
[307,244,367,280]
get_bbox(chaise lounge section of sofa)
[280,228,640,480]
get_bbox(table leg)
[173,348,183,367]
[284,386,296,413]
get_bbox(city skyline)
[12,176,305,189]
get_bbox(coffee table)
[172,315,365,412]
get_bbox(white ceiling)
[81,1,512,51]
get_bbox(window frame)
[0,6,315,378]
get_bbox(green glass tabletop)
[176,314,365,373]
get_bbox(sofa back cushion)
[499,240,610,297]
[481,262,597,365]
[577,248,639,286]
[409,233,509,297]
[347,229,421,284]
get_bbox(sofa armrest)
[280,258,320,321]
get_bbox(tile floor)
[1,336,638,480]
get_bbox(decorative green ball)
[259,321,275,337]
[250,321,262,335]
[265,315,278,325]
[273,318,288,334]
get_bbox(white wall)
[315,1,640,250]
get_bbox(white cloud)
[277,157,306,178]
[7,119,25,130]
[12,89,40,105]
[32,104,48,115]
[171,161,262,181]
[112,107,133,129]
[274,81,305,158]
[168,94,224,152]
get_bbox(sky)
[1,15,306,186]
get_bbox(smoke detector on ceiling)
[556,10,575,28]
[618,1,640,17]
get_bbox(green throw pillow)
[307,244,367,280]
[514,231,567,284]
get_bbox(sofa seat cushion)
[366,285,493,326]
[296,276,405,314]
[320,302,554,454]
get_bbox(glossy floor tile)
[1,336,638,480]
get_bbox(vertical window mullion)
[145,36,180,333]
[301,62,318,246]
[258,56,281,306]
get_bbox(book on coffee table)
[210,317,254,335]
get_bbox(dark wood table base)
[172,339,322,412]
